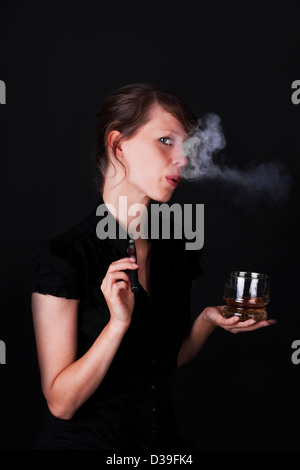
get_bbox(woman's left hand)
[177,305,277,366]
[201,305,277,334]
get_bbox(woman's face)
[121,103,189,202]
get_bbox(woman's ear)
[107,130,124,159]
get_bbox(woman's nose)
[171,149,188,168]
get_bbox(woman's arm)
[32,293,129,420]
[32,257,139,420]
[177,306,276,367]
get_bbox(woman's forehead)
[143,103,187,137]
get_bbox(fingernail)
[249,319,256,325]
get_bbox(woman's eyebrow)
[159,129,189,141]
[159,128,183,136]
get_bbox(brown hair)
[94,83,196,191]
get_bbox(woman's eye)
[159,137,172,146]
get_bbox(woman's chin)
[147,185,175,203]
[150,192,173,203]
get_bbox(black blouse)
[31,197,202,451]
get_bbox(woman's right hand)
[100,257,140,327]
[32,257,141,420]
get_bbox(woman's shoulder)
[34,204,97,257]
[31,201,106,299]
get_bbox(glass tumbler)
[223,271,270,322]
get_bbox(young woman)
[31,83,275,450]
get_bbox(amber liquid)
[223,296,268,322]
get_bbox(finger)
[106,273,131,294]
[217,313,262,331]
[107,259,139,273]
[106,271,130,283]
[234,318,257,327]
[101,271,130,294]
[223,317,260,331]
[221,312,268,328]
[243,318,277,329]
[112,280,130,291]
[109,257,138,266]
[231,317,276,328]
[221,317,241,329]
[229,318,277,333]
[111,280,132,296]
[214,312,240,327]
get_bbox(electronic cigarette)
[127,236,139,293]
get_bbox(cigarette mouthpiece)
[127,237,139,294]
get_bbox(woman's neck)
[102,179,151,236]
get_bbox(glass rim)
[227,271,270,280]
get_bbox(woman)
[31,83,275,450]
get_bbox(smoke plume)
[182,113,292,209]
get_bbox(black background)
[0,0,299,452]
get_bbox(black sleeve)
[31,239,82,300]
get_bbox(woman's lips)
[165,176,181,187]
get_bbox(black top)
[31,197,203,450]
